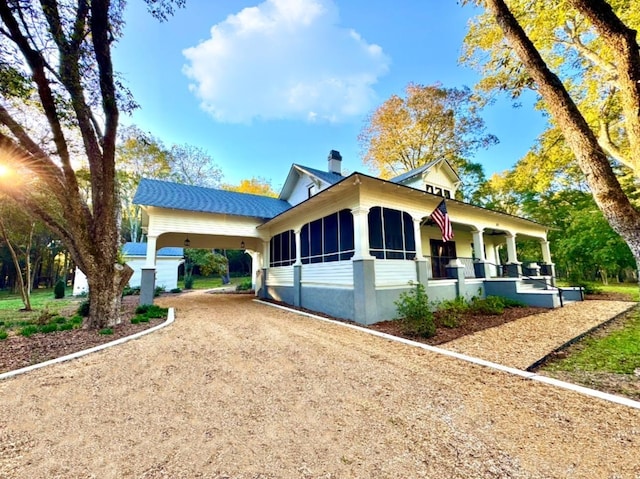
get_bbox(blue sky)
[113,0,548,190]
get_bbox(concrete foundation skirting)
[255,299,640,411]
[0,308,175,381]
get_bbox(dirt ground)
[0,291,638,478]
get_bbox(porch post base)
[473,261,493,278]
[505,263,522,278]
[445,260,466,298]
[259,268,268,298]
[293,264,302,307]
[353,258,377,325]
[140,267,156,305]
[415,259,429,286]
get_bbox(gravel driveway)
[0,292,638,478]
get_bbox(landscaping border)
[255,299,640,410]
[0,308,175,381]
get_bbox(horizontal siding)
[148,208,263,237]
[375,260,417,287]
[301,261,353,286]
[267,266,294,286]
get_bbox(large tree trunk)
[86,262,133,328]
[484,0,640,284]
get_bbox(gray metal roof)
[133,178,292,219]
[122,242,183,257]
[390,159,441,184]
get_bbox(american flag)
[430,200,453,242]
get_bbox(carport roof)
[133,178,292,219]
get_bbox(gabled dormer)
[390,158,461,198]
[279,150,344,206]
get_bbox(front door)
[430,239,457,278]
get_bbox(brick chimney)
[328,150,342,175]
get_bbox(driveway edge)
[0,308,175,381]
[255,300,640,410]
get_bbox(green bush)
[19,325,39,337]
[394,283,436,338]
[70,315,83,325]
[170,287,182,294]
[130,317,141,324]
[154,286,165,297]
[0,329,7,340]
[236,278,253,291]
[436,297,469,328]
[135,304,152,314]
[98,328,114,335]
[39,323,58,334]
[54,279,66,299]
[77,300,90,317]
[469,296,505,315]
[184,275,194,290]
[122,286,141,296]
[54,316,67,324]
[138,316,150,323]
[59,323,74,331]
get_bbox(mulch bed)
[0,295,163,374]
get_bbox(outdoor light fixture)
[184,237,191,248]
[240,241,245,250]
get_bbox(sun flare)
[0,164,8,177]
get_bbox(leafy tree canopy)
[221,177,278,197]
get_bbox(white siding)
[267,266,294,286]
[301,261,353,287]
[375,260,417,287]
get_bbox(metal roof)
[121,242,183,257]
[133,178,292,219]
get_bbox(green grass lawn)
[0,287,80,331]
[558,280,640,301]
[180,275,251,290]
[543,308,640,375]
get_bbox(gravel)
[0,292,638,478]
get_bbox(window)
[300,209,355,264]
[269,230,296,267]
[368,207,416,260]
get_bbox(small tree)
[394,283,436,338]
[54,279,66,299]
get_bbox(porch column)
[260,240,269,299]
[351,207,374,260]
[505,232,522,277]
[539,238,556,281]
[413,217,428,285]
[140,236,157,305]
[249,250,259,292]
[471,228,492,278]
[293,228,302,306]
[351,206,377,324]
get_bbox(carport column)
[471,228,492,278]
[505,232,522,277]
[540,238,556,283]
[293,228,302,307]
[140,235,157,305]
[413,217,428,286]
[260,240,269,299]
[351,207,377,324]
[249,250,260,292]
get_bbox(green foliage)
[54,316,67,324]
[131,317,141,324]
[58,323,74,331]
[99,328,114,335]
[35,309,56,325]
[236,278,253,291]
[39,323,58,334]
[170,287,182,293]
[54,279,66,299]
[19,325,39,337]
[77,300,90,317]
[470,296,505,315]
[122,286,141,296]
[0,329,7,340]
[70,315,83,325]
[394,283,436,338]
[436,297,469,328]
[134,304,168,323]
[154,286,165,297]
[135,304,152,314]
[184,275,194,290]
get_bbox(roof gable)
[390,159,461,185]
[133,178,292,219]
[279,164,344,204]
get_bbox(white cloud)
[183,0,390,123]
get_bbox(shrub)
[436,297,469,328]
[184,275,194,290]
[35,309,56,325]
[39,323,58,334]
[59,323,74,331]
[394,283,436,338]
[135,304,152,314]
[54,279,66,299]
[130,317,141,324]
[77,300,90,317]
[469,296,505,315]
[138,316,150,323]
[54,316,67,324]
[70,315,83,325]
[19,325,39,337]
[122,286,141,296]
[98,328,114,335]
[145,305,168,318]
[236,278,253,291]
[170,287,182,294]
[0,329,7,340]
[154,286,165,297]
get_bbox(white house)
[73,242,184,295]
[133,150,582,324]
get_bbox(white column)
[471,228,486,261]
[249,250,259,290]
[262,240,270,268]
[351,207,374,260]
[412,217,423,259]
[145,235,157,266]
[505,232,519,264]
[540,238,552,264]
[294,228,302,265]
